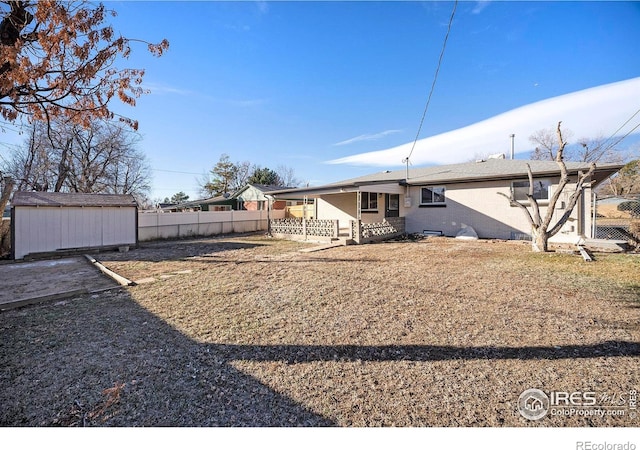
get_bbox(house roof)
[12,191,138,208]
[270,159,624,197]
[244,184,291,193]
[158,184,290,211]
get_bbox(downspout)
[265,194,272,237]
[591,190,597,239]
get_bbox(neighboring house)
[11,191,138,259]
[159,195,234,212]
[161,184,289,212]
[232,184,288,211]
[269,159,623,244]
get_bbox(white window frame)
[360,192,378,211]
[511,179,551,204]
[420,186,446,205]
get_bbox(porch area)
[269,216,406,245]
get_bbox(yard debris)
[86,382,126,422]
[577,245,594,262]
[84,254,135,287]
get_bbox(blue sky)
[6,1,640,201]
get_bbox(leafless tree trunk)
[0,176,14,256]
[499,122,596,252]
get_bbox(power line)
[152,168,203,175]
[599,106,640,154]
[603,120,640,153]
[404,0,458,167]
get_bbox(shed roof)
[12,191,138,208]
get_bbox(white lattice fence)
[270,218,338,240]
[357,217,405,242]
[270,218,304,235]
[305,219,338,237]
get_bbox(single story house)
[161,184,289,212]
[268,159,623,244]
[11,191,138,259]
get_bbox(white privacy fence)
[138,210,285,241]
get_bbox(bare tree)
[4,121,56,191]
[530,126,624,164]
[601,159,640,196]
[530,126,574,161]
[499,122,596,252]
[276,164,301,187]
[234,160,253,190]
[575,135,626,164]
[2,117,151,197]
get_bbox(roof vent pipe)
[510,134,515,160]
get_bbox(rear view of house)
[269,159,623,244]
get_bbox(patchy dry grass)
[1,235,638,427]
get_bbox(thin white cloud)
[333,129,403,146]
[471,1,491,15]
[143,82,193,96]
[328,77,640,167]
[256,1,269,15]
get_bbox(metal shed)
[11,192,138,260]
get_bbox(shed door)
[385,194,399,218]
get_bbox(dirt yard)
[1,234,638,427]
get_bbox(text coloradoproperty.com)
[551,408,627,417]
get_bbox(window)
[512,179,551,202]
[420,186,446,205]
[360,192,378,211]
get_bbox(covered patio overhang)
[269,181,405,199]
[268,181,407,244]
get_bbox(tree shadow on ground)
[1,289,638,427]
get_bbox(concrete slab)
[0,256,119,310]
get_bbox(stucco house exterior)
[268,159,623,244]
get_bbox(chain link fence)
[593,195,640,249]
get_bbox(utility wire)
[152,168,203,175]
[405,0,457,167]
[602,120,640,154]
[599,106,640,154]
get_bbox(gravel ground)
[1,234,639,427]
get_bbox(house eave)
[270,180,406,198]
